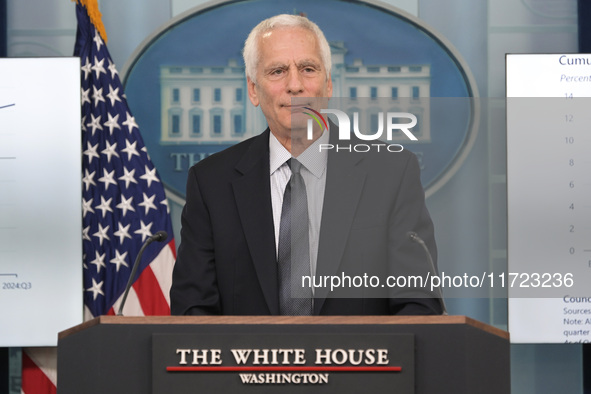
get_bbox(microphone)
[117,231,168,316]
[149,231,168,243]
[407,231,448,315]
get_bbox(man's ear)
[247,77,259,107]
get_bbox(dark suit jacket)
[170,128,442,316]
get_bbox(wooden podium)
[57,315,509,394]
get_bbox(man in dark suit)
[170,14,443,316]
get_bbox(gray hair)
[243,14,332,83]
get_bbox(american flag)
[22,1,176,392]
[75,1,175,318]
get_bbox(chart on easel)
[507,53,591,343]
[0,58,83,346]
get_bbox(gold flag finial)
[75,0,108,43]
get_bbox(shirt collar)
[269,129,329,179]
[269,132,291,176]
[297,129,328,179]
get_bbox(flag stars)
[114,222,132,244]
[106,84,122,106]
[92,85,105,107]
[103,113,121,135]
[82,197,94,217]
[139,193,157,215]
[108,60,119,79]
[93,223,111,246]
[81,57,92,80]
[93,30,104,51]
[161,198,170,214]
[110,250,129,272]
[101,140,120,163]
[95,196,114,217]
[86,278,104,301]
[83,141,99,163]
[98,169,117,190]
[118,167,138,188]
[82,226,91,242]
[121,139,140,161]
[116,195,135,216]
[134,220,153,242]
[86,113,103,136]
[91,56,106,79]
[140,165,159,188]
[89,250,106,273]
[81,87,91,105]
[82,169,96,191]
[122,112,138,133]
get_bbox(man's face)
[247,27,333,145]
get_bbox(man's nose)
[286,69,304,94]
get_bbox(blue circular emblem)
[123,0,478,200]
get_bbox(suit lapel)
[314,136,366,314]
[231,129,279,315]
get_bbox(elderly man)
[170,14,442,316]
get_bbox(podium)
[57,315,509,394]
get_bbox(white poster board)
[0,58,82,346]
[507,54,591,344]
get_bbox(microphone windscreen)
[154,230,168,242]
